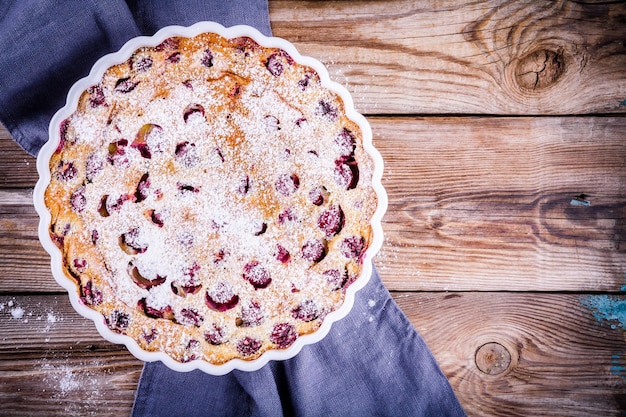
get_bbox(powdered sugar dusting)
[45,31,378,365]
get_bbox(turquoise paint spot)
[580,295,626,329]
[621,99,626,106]
[612,365,626,373]
[621,285,626,292]
[611,353,626,379]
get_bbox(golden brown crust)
[45,32,377,364]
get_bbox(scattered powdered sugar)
[10,306,25,320]
[40,356,108,415]
[2,297,64,332]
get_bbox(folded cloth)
[0,2,466,416]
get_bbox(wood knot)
[514,49,566,91]
[475,342,511,375]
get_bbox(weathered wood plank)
[0,128,36,188]
[0,294,141,417]
[0,188,60,292]
[3,117,624,292]
[1,293,623,417]
[270,0,626,115]
[398,292,626,417]
[373,116,626,291]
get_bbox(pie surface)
[45,32,377,365]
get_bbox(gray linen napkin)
[0,2,466,416]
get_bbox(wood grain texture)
[0,128,36,188]
[269,0,626,115]
[1,293,624,417]
[373,116,626,291]
[1,1,625,415]
[398,292,626,417]
[0,295,141,417]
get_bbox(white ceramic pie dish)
[33,21,387,375]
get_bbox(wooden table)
[1,1,625,415]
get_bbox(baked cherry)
[55,160,77,181]
[183,104,205,123]
[206,281,239,311]
[177,183,200,194]
[298,72,314,91]
[133,56,153,72]
[204,323,226,345]
[318,205,344,238]
[109,193,135,213]
[335,128,356,157]
[213,248,228,263]
[230,84,241,96]
[131,136,151,159]
[138,298,174,320]
[179,308,204,327]
[73,258,88,272]
[91,229,99,245]
[249,220,267,236]
[308,186,328,206]
[136,123,164,154]
[88,85,105,107]
[128,262,166,289]
[333,157,359,190]
[185,340,199,357]
[323,268,348,290]
[97,196,110,217]
[275,244,291,263]
[175,141,200,167]
[301,239,326,263]
[243,261,272,289]
[265,53,284,76]
[315,100,338,121]
[80,281,103,306]
[99,193,133,217]
[142,328,158,344]
[237,336,262,356]
[119,227,148,254]
[107,310,130,331]
[166,52,181,63]
[148,210,164,227]
[86,153,104,182]
[278,208,297,224]
[172,262,202,295]
[292,299,319,322]
[107,139,129,167]
[156,37,178,51]
[270,322,297,348]
[57,119,70,152]
[237,175,250,195]
[114,77,139,93]
[238,301,264,327]
[341,235,366,260]
[264,115,280,132]
[275,173,299,197]
[201,48,214,67]
[135,173,151,202]
[70,186,87,213]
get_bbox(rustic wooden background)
[1,1,625,416]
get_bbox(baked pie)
[43,29,379,365]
